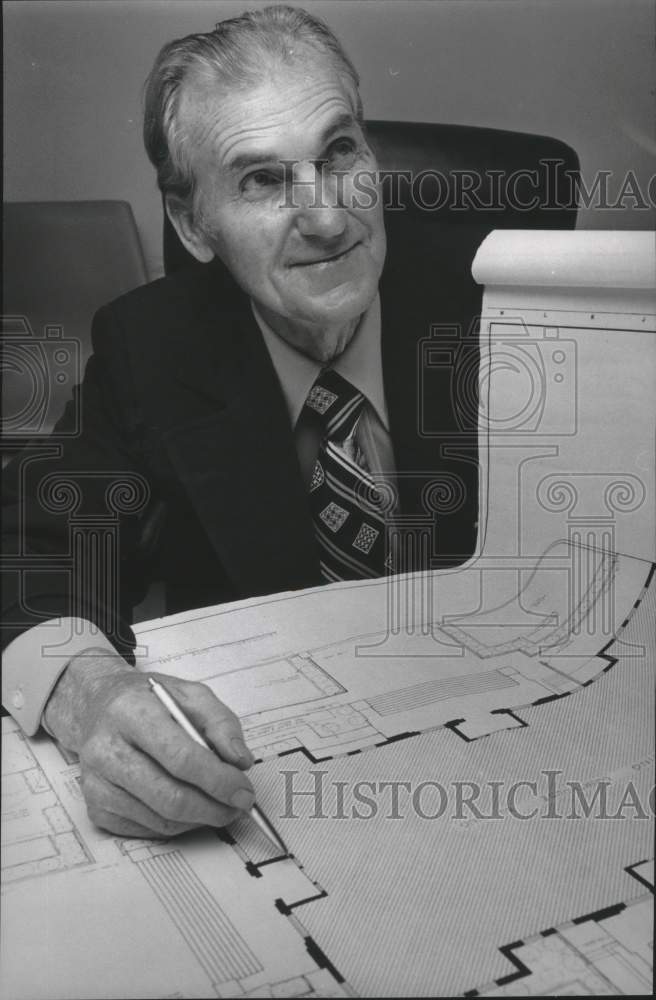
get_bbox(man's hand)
[43,649,255,839]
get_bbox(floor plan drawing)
[475,884,653,996]
[1,718,355,1000]
[242,584,653,996]
[121,842,265,989]
[4,550,652,998]
[440,547,617,659]
[135,563,653,997]
[133,544,653,760]
[1,723,93,884]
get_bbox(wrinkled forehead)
[176,50,360,175]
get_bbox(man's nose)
[291,161,348,240]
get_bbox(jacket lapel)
[163,286,322,598]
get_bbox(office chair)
[2,200,148,451]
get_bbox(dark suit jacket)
[1,234,481,662]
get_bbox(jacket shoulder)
[98,263,237,329]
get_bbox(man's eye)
[241,170,280,195]
[326,138,358,170]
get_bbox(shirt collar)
[252,294,389,430]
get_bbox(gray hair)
[143,4,363,204]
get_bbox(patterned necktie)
[304,369,388,582]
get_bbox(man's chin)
[291,277,378,328]
[304,325,357,363]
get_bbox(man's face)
[173,55,387,361]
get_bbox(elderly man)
[1,6,477,837]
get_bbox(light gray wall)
[5,0,654,279]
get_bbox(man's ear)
[165,194,215,264]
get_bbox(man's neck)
[253,304,361,364]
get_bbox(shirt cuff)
[2,618,118,736]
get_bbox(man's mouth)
[292,242,360,268]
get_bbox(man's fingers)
[163,677,256,770]
[82,770,199,838]
[86,735,246,827]
[90,809,179,840]
[92,811,161,839]
[105,680,256,809]
[133,715,255,812]
[71,671,258,834]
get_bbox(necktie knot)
[304,369,365,442]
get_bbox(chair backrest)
[162,120,579,276]
[2,200,148,445]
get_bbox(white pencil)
[148,677,288,854]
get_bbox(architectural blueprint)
[128,542,652,759]
[2,570,652,998]
[1,716,354,998]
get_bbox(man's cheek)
[346,170,380,213]
[220,237,261,280]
